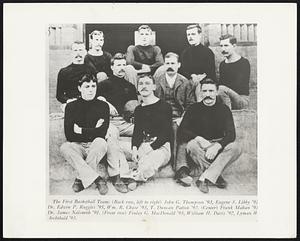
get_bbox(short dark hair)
[78,73,97,87]
[138,74,155,84]
[200,78,218,89]
[187,24,202,34]
[71,41,85,49]
[138,25,152,32]
[219,34,237,45]
[111,53,126,66]
[164,52,179,62]
[90,30,104,39]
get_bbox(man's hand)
[96,119,104,128]
[67,98,77,103]
[96,72,108,82]
[205,143,222,161]
[195,136,211,149]
[191,73,207,84]
[97,96,118,116]
[141,64,151,73]
[97,96,106,102]
[74,124,82,134]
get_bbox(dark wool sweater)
[64,98,109,142]
[126,45,164,73]
[180,44,216,80]
[97,75,138,115]
[84,52,113,77]
[219,56,250,96]
[132,99,172,150]
[56,63,95,104]
[178,100,236,148]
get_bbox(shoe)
[127,178,138,191]
[95,177,108,195]
[112,175,128,193]
[175,167,193,187]
[177,175,193,187]
[215,175,227,189]
[72,178,84,193]
[196,179,209,194]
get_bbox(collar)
[165,73,177,88]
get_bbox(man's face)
[78,80,97,101]
[220,38,236,58]
[111,59,126,78]
[91,34,104,51]
[201,83,218,106]
[186,28,201,46]
[71,43,87,64]
[165,56,181,76]
[139,29,152,46]
[138,76,156,97]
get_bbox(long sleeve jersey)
[56,63,95,104]
[84,52,113,77]
[132,99,172,150]
[219,56,250,96]
[180,44,216,81]
[64,98,109,142]
[97,75,138,115]
[126,45,164,73]
[178,100,236,148]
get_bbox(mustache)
[204,96,213,100]
[166,67,174,72]
[222,51,228,54]
[118,69,125,73]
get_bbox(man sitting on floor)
[175,78,242,193]
[60,73,110,195]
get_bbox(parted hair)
[219,34,237,45]
[90,30,104,39]
[200,78,218,89]
[186,24,202,34]
[111,53,126,66]
[78,73,97,87]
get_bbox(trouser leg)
[175,142,189,172]
[60,142,99,188]
[218,85,249,110]
[198,142,242,183]
[106,124,130,177]
[138,143,171,181]
[110,118,134,137]
[124,65,138,89]
[85,137,107,173]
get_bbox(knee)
[186,139,199,153]
[93,138,108,153]
[106,124,120,140]
[226,142,243,156]
[60,142,73,155]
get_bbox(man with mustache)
[56,41,95,112]
[97,53,139,193]
[180,24,216,101]
[60,74,110,195]
[126,25,164,77]
[154,52,196,165]
[123,74,172,185]
[85,30,138,87]
[218,34,251,109]
[175,78,242,193]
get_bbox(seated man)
[97,53,138,137]
[218,34,251,109]
[124,74,172,184]
[175,78,242,193]
[85,30,137,86]
[60,74,110,195]
[126,25,164,79]
[154,52,196,163]
[56,41,95,112]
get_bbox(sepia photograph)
[48,23,257,196]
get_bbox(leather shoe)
[72,178,84,193]
[126,178,138,191]
[177,175,193,187]
[112,175,128,193]
[215,175,227,189]
[196,179,209,194]
[95,177,108,195]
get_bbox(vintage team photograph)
[48,23,257,196]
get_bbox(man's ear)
[178,62,181,69]
[78,85,81,93]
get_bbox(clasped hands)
[131,143,153,165]
[195,136,222,161]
